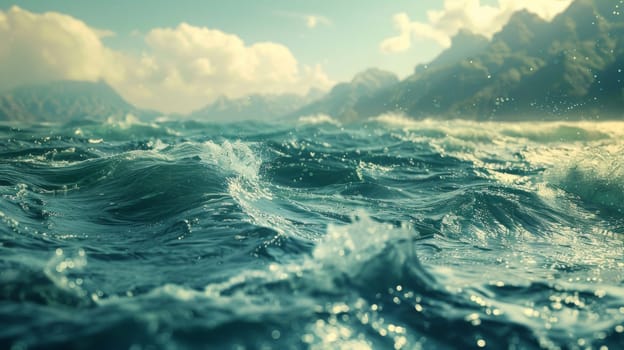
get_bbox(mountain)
[301,0,623,121]
[414,30,489,74]
[3,0,621,124]
[0,80,154,123]
[189,89,323,122]
[289,68,399,122]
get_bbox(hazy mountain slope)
[289,68,399,122]
[0,81,147,123]
[414,30,490,74]
[3,0,621,124]
[189,90,323,122]
[354,0,624,120]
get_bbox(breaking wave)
[1,118,624,349]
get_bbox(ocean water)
[1,114,624,350]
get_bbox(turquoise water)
[1,115,624,349]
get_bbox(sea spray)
[1,119,624,349]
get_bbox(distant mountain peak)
[451,29,488,45]
[343,0,624,121]
[288,68,400,122]
[508,8,545,23]
[492,9,548,51]
[0,80,146,123]
[190,91,320,121]
[351,68,398,88]
[418,30,489,73]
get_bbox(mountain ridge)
[1,0,622,123]
[189,89,323,122]
[201,0,624,122]
[288,68,399,123]
[0,80,157,123]
[295,0,624,121]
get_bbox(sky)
[0,0,573,113]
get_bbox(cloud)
[305,15,331,29]
[0,6,123,89]
[118,22,333,113]
[380,0,573,53]
[381,13,449,52]
[0,7,334,114]
[275,11,331,29]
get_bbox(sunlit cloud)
[93,28,116,39]
[0,6,124,88]
[380,0,573,53]
[305,15,331,29]
[0,6,334,114]
[123,22,334,113]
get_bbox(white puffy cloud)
[114,22,333,113]
[380,13,449,53]
[0,6,123,89]
[0,7,334,114]
[381,0,573,53]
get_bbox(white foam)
[201,140,261,181]
[373,116,624,143]
[544,144,624,212]
[105,114,149,129]
[201,140,299,237]
[313,212,412,271]
[298,114,341,126]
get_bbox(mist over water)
[1,116,623,349]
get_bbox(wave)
[373,113,622,143]
[201,140,299,238]
[372,114,624,215]
[545,144,624,213]
[3,118,624,349]
[96,214,438,349]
